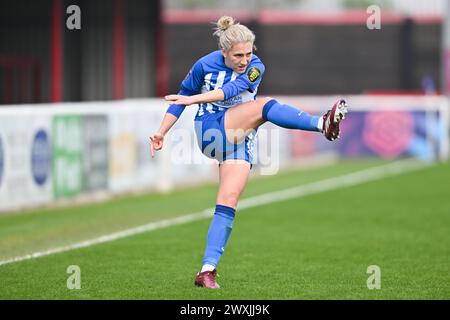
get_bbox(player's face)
[222,42,253,74]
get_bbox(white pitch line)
[0,158,429,267]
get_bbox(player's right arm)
[149,113,177,158]
[150,60,204,157]
[165,58,265,106]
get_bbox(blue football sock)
[262,99,321,132]
[202,205,236,268]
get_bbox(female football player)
[150,16,348,289]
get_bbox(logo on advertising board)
[363,111,414,159]
[31,129,51,186]
[82,115,108,191]
[52,115,84,199]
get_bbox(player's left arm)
[165,88,225,106]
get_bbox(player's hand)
[150,132,164,158]
[165,94,194,106]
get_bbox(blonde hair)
[213,16,255,51]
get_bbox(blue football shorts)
[194,109,256,164]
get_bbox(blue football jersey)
[167,50,265,119]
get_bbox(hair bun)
[213,16,235,38]
[212,16,255,51]
[217,16,235,31]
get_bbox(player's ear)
[221,48,227,58]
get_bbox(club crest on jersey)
[247,67,260,83]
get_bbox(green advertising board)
[52,115,84,199]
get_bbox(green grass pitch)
[0,159,449,299]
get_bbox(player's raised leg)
[195,160,251,289]
[224,97,348,144]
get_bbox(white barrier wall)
[0,100,219,212]
[0,113,53,211]
[0,96,448,213]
